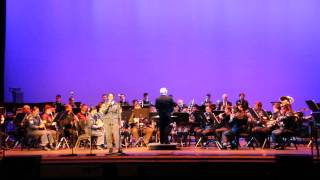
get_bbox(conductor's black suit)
[155,95,175,144]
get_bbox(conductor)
[155,88,175,144]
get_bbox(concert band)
[0,91,310,152]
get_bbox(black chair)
[195,132,222,149]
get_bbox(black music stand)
[248,108,260,120]
[212,110,224,116]
[133,108,150,147]
[311,112,320,159]
[198,105,205,112]
[306,100,320,112]
[171,113,189,146]
[72,108,81,114]
[172,112,189,126]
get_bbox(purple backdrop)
[5,0,320,110]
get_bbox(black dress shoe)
[117,149,123,153]
[42,146,50,151]
[275,145,285,150]
[272,144,280,149]
[108,148,113,154]
[221,145,227,150]
[49,144,55,150]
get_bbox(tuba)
[280,96,294,106]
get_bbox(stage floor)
[1,145,317,163]
[1,145,319,178]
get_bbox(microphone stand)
[86,115,96,156]
[60,134,78,157]
[61,113,78,157]
[115,120,127,156]
[1,115,6,159]
[86,131,95,156]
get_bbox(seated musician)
[216,93,232,111]
[68,96,78,108]
[25,106,54,150]
[202,93,213,106]
[41,105,58,142]
[59,104,79,146]
[141,93,152,107]
[235,92,249,111]
[215,105,232,141]
[15,105,31,127]
[54,94,65,113]
[88,106,104,150]
[189,105,204,142]
[118,93,130,107]
[271,102,282,120]
[14,105,31,146]
[77,104,90,136]
[271,102,296,150]
[221,104,254,149]
[196,106,216,145]
[251,102,272,146]
[129,100,153,146]
[100,94,108,104]
[177,99,188,112]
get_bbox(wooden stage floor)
[0,146,317,162]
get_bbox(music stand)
[59,134,77,157]
[172,112,189,126]
[306,100,320,112]
[72,108,81,115]
[170,113,189,146]
[311,112,320,158]
[248,108,260,120]
[133,108,150,147]
[198,105,205,112]
[212,110,224,116]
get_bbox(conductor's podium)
[148,143,178,150]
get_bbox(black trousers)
[159,115,171,144]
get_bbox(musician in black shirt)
[142,93,152,107]
[53,94,65,113]
[196,106,216,145]
[235,92,249,111]
[118,93,130,107]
